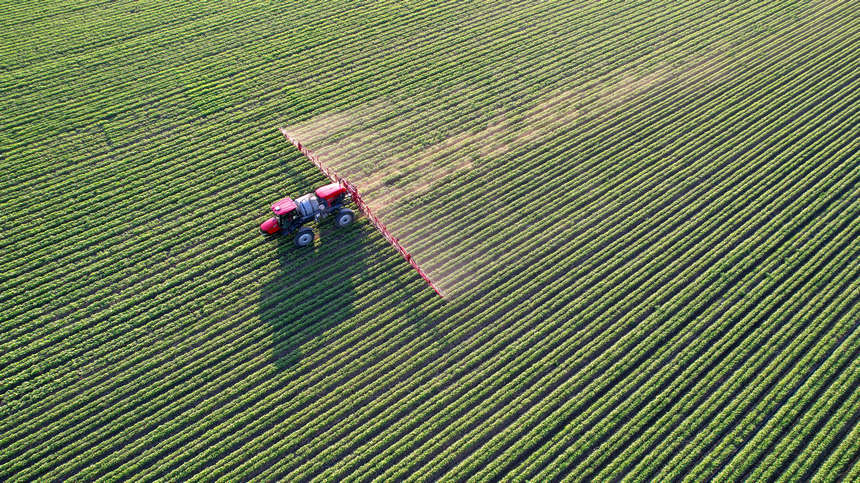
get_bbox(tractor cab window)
[278,211,294,225]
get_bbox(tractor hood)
[260,217,280,235]
[271,197,297,215]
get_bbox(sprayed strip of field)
[283,38,745,297]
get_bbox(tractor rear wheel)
[334,209,355,227]
[294,227,314,247]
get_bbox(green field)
[2,0,859,480]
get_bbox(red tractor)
[260,182,356,246]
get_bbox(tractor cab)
[260,197,297,235]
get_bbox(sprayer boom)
[279,127,444,298]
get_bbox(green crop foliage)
[1,0,857,480]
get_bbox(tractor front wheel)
[334,208,355,227]
[294,227,314,247]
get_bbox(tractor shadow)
[258,220,370,370]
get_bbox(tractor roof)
[271,197,297,215]
[315,182,345,200]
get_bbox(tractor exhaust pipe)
[279,127,445,298]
